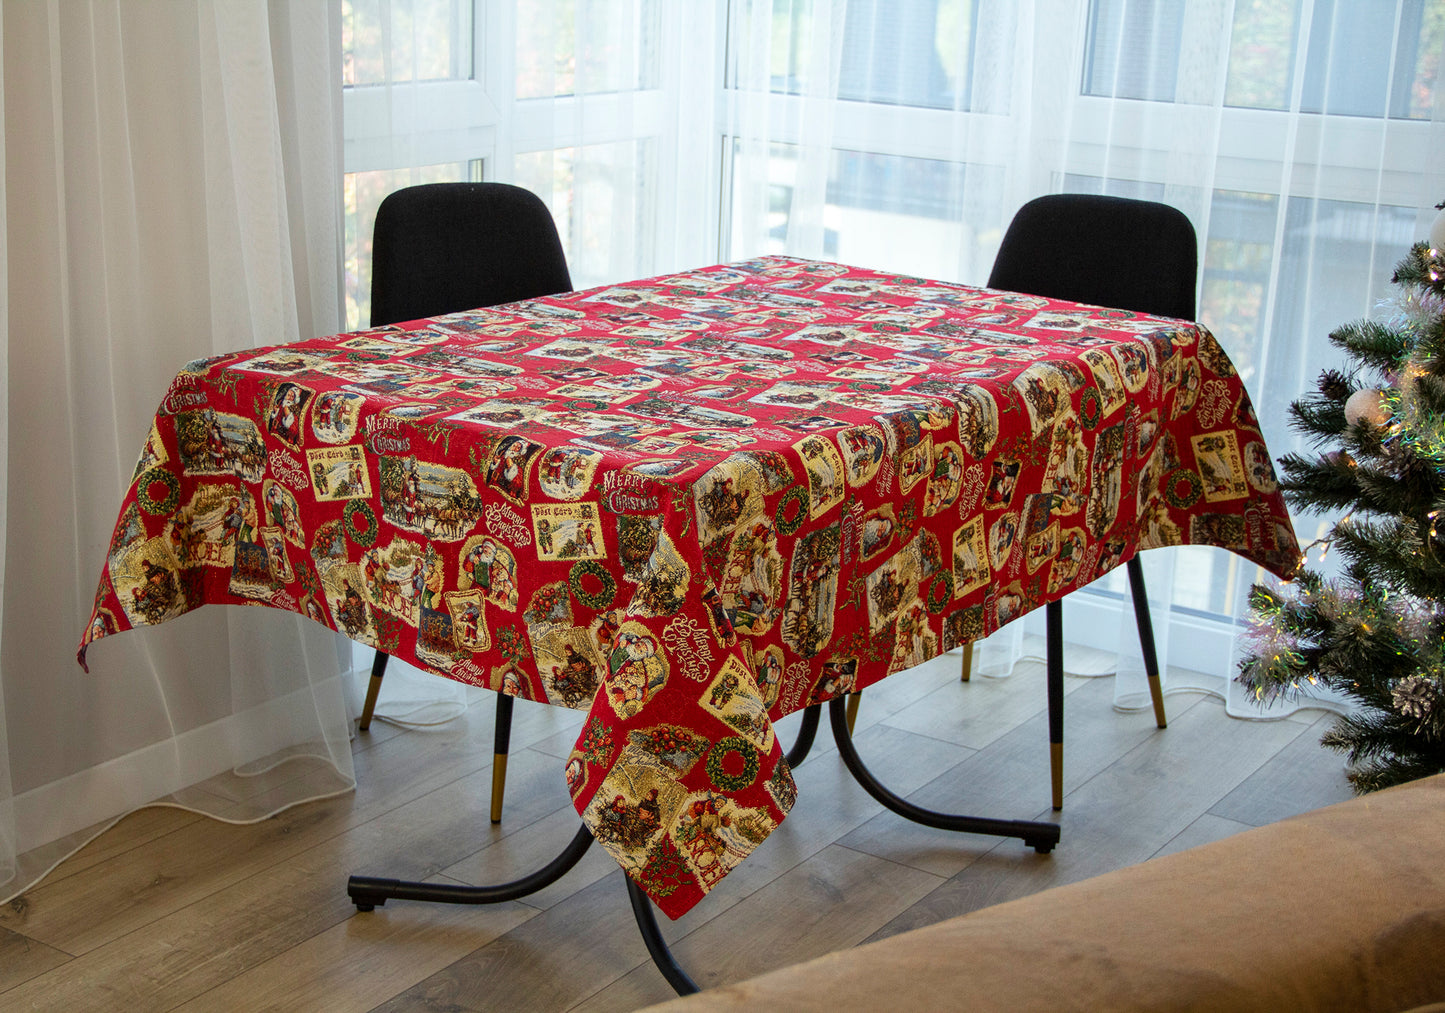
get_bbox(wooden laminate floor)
[0,645,1354,1011]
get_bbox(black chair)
[980,193,1196,810]
[359,182,572,824]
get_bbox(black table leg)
[783,702,821,769]
[626,877,701,995]
[348,823,595,910]
[826,697,1060,854]
[1047,599,1064,811]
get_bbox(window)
[1087,0,1445,117]
[344,0,474,85]
[515,0,661,97]
[1083,0,1186,101]
[341,0,667,328]
[742,0,982,108]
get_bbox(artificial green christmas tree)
[1237,208,1445,793]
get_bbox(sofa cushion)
[644,773,1445,1012]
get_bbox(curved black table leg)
[626,877,701,995]
[783,702,821,769]
[348,824,595,910]
[826,697,1060,854]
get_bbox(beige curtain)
[0,0,353,900]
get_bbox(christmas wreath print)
[344,500,379,547]
[705,735,760,792]
[927,570,954,614]
[569,558,617,610]
[1078,387,1102,430]
[775,486,810,536]
[137,468,181,516]
[1164,467,1203,509]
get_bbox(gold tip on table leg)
[1050,742,1064,811]
[1148,673,1168,729]
[845,692,861,735]
[358,674,384,731]
[960,644,973,682]
[490,753,508,824]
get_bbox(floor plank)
[0,926,72,994]
[17,806,204,890]
[1151,812,1255,859]
[860,693,1319,945]
[171,890,530,1013]
[1207,711,1353,826]
[578,844,943,1010]
[879,657,1093,751]
[838,675,1183,878]
[0,748,556,1010]
[370,872,654,1013]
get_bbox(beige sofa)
[645,773,1445,1012]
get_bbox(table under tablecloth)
[78,255,1300,917]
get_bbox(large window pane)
[343,162,478,330]
[837,0,977,108]
[1265,197,1419,424]
[746,0,979,109]
[1225,0,1445,117]
[1082,0,1186,101]
[516,0,661,98]
[1404,0,1445,116]
[1198,190,1279,385]
[730,142,1004,278]
[514,140,658,288]
[1302,0,1427,116]
[1088,0,1445,117]
[343,0,474,86]
[1224,0,1300,109]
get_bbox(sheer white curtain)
[0,0,353,901]
[345,1,1444,717]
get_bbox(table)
[78,255,1301,922]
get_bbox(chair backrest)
[370,182,573,327]
[987,194,1198,320]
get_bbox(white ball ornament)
[1344,388,1388,429]
[1431,206,1445,255]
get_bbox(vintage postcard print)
[538,447,604,501]
[174,409,266,482]
[310,390,364,445]
[532,502,606,561]
[952,517,990,599]
[795,434,846,519]
[458,534,521,610]
[1192,430,1250,502]
[264,382,314,450]
[307,445,372,502]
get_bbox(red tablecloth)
[79,256,1300,917]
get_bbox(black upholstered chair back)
[370,182,573,327]
[988,194,1198,320]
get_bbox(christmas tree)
[1237,209,1445,793]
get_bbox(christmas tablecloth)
[78,255,1301,917]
